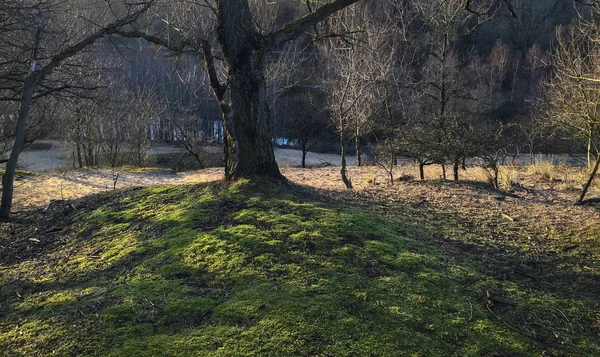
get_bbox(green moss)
[1,180,598,356]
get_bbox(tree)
[545,20,600,204]
[118,0,362,181]
[322,34,375,189]
[285,90,329,168]
[215,0,364,180]
[412,0,492,181]
[66,99,101,168]
[0,0,154,219]
[319,0,399,187]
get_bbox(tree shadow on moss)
[0,179,598,356]
[294,181,600,350]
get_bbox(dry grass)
[6,163,599,211]
[7,168,222,210]
[499,166,521,190]
[527,159,557,181]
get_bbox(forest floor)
[1,145,599,355]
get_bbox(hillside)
[1,179,599,356]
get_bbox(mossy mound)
[0,180,597,356]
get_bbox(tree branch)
[33,1,155,84]
[264,0,362,48]
[112,29,193,54]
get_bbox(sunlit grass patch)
[527,158,558,181]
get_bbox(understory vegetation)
[1,179,598,356]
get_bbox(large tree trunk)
[216,0,282,180]
[0,79,35,219]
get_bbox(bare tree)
[545,19,600,204]
[320,1,397,188]
[322,41,372,188]
[0,0,155,219]
[124,88,162,167]
[285,90,329,168]
[62,98,102,168]
[412,0,492,181]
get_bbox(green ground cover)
[0,180,598,356]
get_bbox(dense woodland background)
[1,0,599,177]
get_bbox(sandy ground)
[11,140,584,172]
[9,141,356,172]
[8,168,222,210]
[274,148,357,167]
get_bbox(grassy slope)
[0,180,598,356]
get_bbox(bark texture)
[216,0,282,180]
[0,79,35,219]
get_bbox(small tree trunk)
[578,154,600,204]
[441,164,447,180]
[76,140,83,168]
[83,144,89,167]
[493,165,499,189]
[340,115,352,189]
[0,79,35,219]
[88,146,94,167]
[301,142,307,168]
[190,150,206,169]
[530,145,535,165]
[355,126,362,167]
[136,143,143,167]
[588,135,592,169]
[341,148,352,189]
[419,162,425,180]
[453,161,459,181]
[75,118,84,168]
